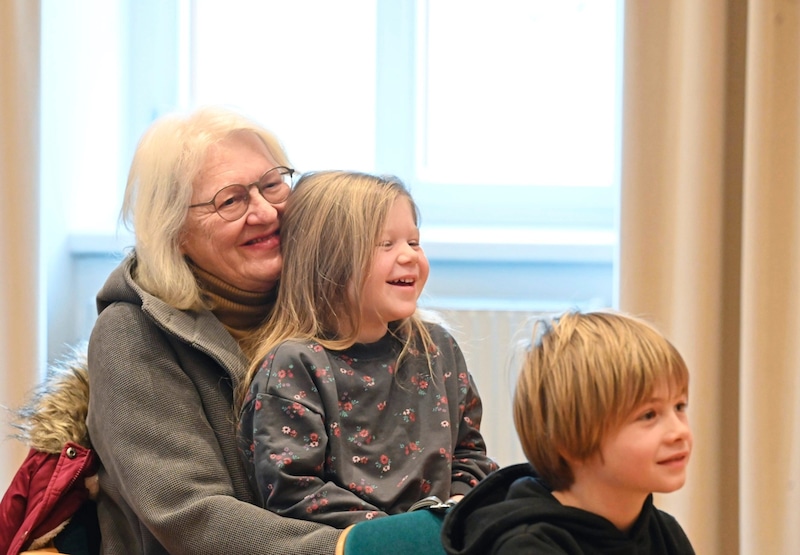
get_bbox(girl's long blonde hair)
[237,171,434,410]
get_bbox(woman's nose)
[245,190,280,223]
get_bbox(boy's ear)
[558,447,599,470]
[557,450,580,470]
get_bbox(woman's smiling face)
[181,131,286,292]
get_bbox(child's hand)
[85,474,100,499]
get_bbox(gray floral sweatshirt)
[238,323,498,529]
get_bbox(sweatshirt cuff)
[335,524,355,555]
[450,481,473,497]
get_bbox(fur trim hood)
[8,344,92,453]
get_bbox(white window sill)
[420,226,616,263]
[68,227,616,265]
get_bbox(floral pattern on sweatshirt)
[237,322,498,529]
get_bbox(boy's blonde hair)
[238,170,434,409]
[123,105,290,310]
[513,309,689,491]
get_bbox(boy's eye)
[639,410,657,421]
[676,401,688,412]
[408,240,420,248]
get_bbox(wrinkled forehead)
[193,132,278,194]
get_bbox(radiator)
[432,308,540,468]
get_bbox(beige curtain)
[0,1,41,490]
[621,1,799,553]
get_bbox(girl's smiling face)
[357,197,430,343]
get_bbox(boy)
[441,310,695,554]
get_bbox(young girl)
[236,171,497,529]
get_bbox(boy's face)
[579,382,692,501]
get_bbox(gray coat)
[86,255,340,554]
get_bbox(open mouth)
[388,278,415,287]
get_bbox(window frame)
[46,0,620,363]
[375,0,622,241]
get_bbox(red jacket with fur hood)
[0,348,98,554]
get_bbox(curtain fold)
[0,1,41,491]
[621,1,798,553]
[740,1,800,552]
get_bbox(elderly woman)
[86,107,341,554]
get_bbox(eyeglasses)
[189,166,295,221]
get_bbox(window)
[191,0,621,228]
[188,0,622,307]
[42,0,622,360]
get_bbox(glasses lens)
[257,167,292,204]
[214,185,249,221]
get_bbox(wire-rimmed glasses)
[189,166,295,221]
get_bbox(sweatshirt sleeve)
[438,327,499,496]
